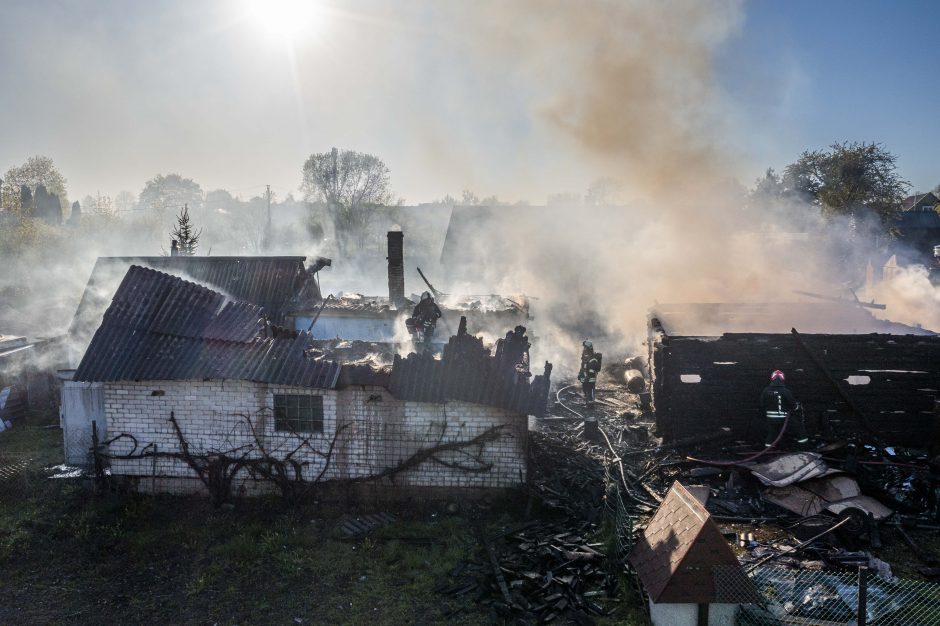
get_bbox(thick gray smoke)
[423,0,862,373]
[2,0,934,380]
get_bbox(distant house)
[63,265,551,497]
[893,192,940,266]
[901,192,940,212]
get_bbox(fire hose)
[685,413,792,467]
[554,384,658,509]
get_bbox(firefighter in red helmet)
[760,370,808,449]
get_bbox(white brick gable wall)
[104,380,527,495]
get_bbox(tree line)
[1,142,934,262]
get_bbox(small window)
[274,394,324,433]
[680,374,701,383]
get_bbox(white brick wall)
[104,380,527,495]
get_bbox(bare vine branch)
[98,409,508,506]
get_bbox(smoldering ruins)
[6,1,940,624]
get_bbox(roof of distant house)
[902,192,940,211]
[73,266,340,388]
[628,482,759,604]
[69,256,323,351]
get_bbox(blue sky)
[723,0,940,192]
[0,0,936,204]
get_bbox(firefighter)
[409,291,442,347]
[578,340,601,408]
[760,370,808,449]
[578,339,594,372]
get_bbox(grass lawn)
[0,416,637,625]
[0,414,644,625]
[0,416,492,625]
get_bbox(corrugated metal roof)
[73,266,340,388]
[69,256,321,350]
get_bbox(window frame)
[273,393,324,434]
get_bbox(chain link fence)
[602,461,634,566]
[0,452,38,501]
[599,465,940,625]
[716,564,940,625]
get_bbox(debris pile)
[469,348,940,621]
[437,519,620,623]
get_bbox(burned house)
[648,302,940,446]
[64,265,550,497]
[69,231,530,353]
[293,230,530,342]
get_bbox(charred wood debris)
[429,353,940,623]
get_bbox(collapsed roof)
[69,256,323,351]
[74,266,340,388]
[73,266,553,416]
[650,301,934,336]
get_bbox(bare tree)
[301,148,395,253]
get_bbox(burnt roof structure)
[649,307,940,444]
[390,316,551,417]
[629,482,757,605]
[74,266,340,388]
[650,301,934,336]
[69,256,323,350]
[73,266,552,415]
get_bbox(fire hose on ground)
[685,413,792,467]
[554,384,658,509]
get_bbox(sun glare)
[244,0,323,41]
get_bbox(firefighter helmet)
[770,370,785,382]
[421,291,432,301]
[583,340,593,349]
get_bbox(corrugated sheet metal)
[69,256,320,349]
[73,266,339,388]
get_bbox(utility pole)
[265,184,271,252]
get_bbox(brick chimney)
[387,230,405,307]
